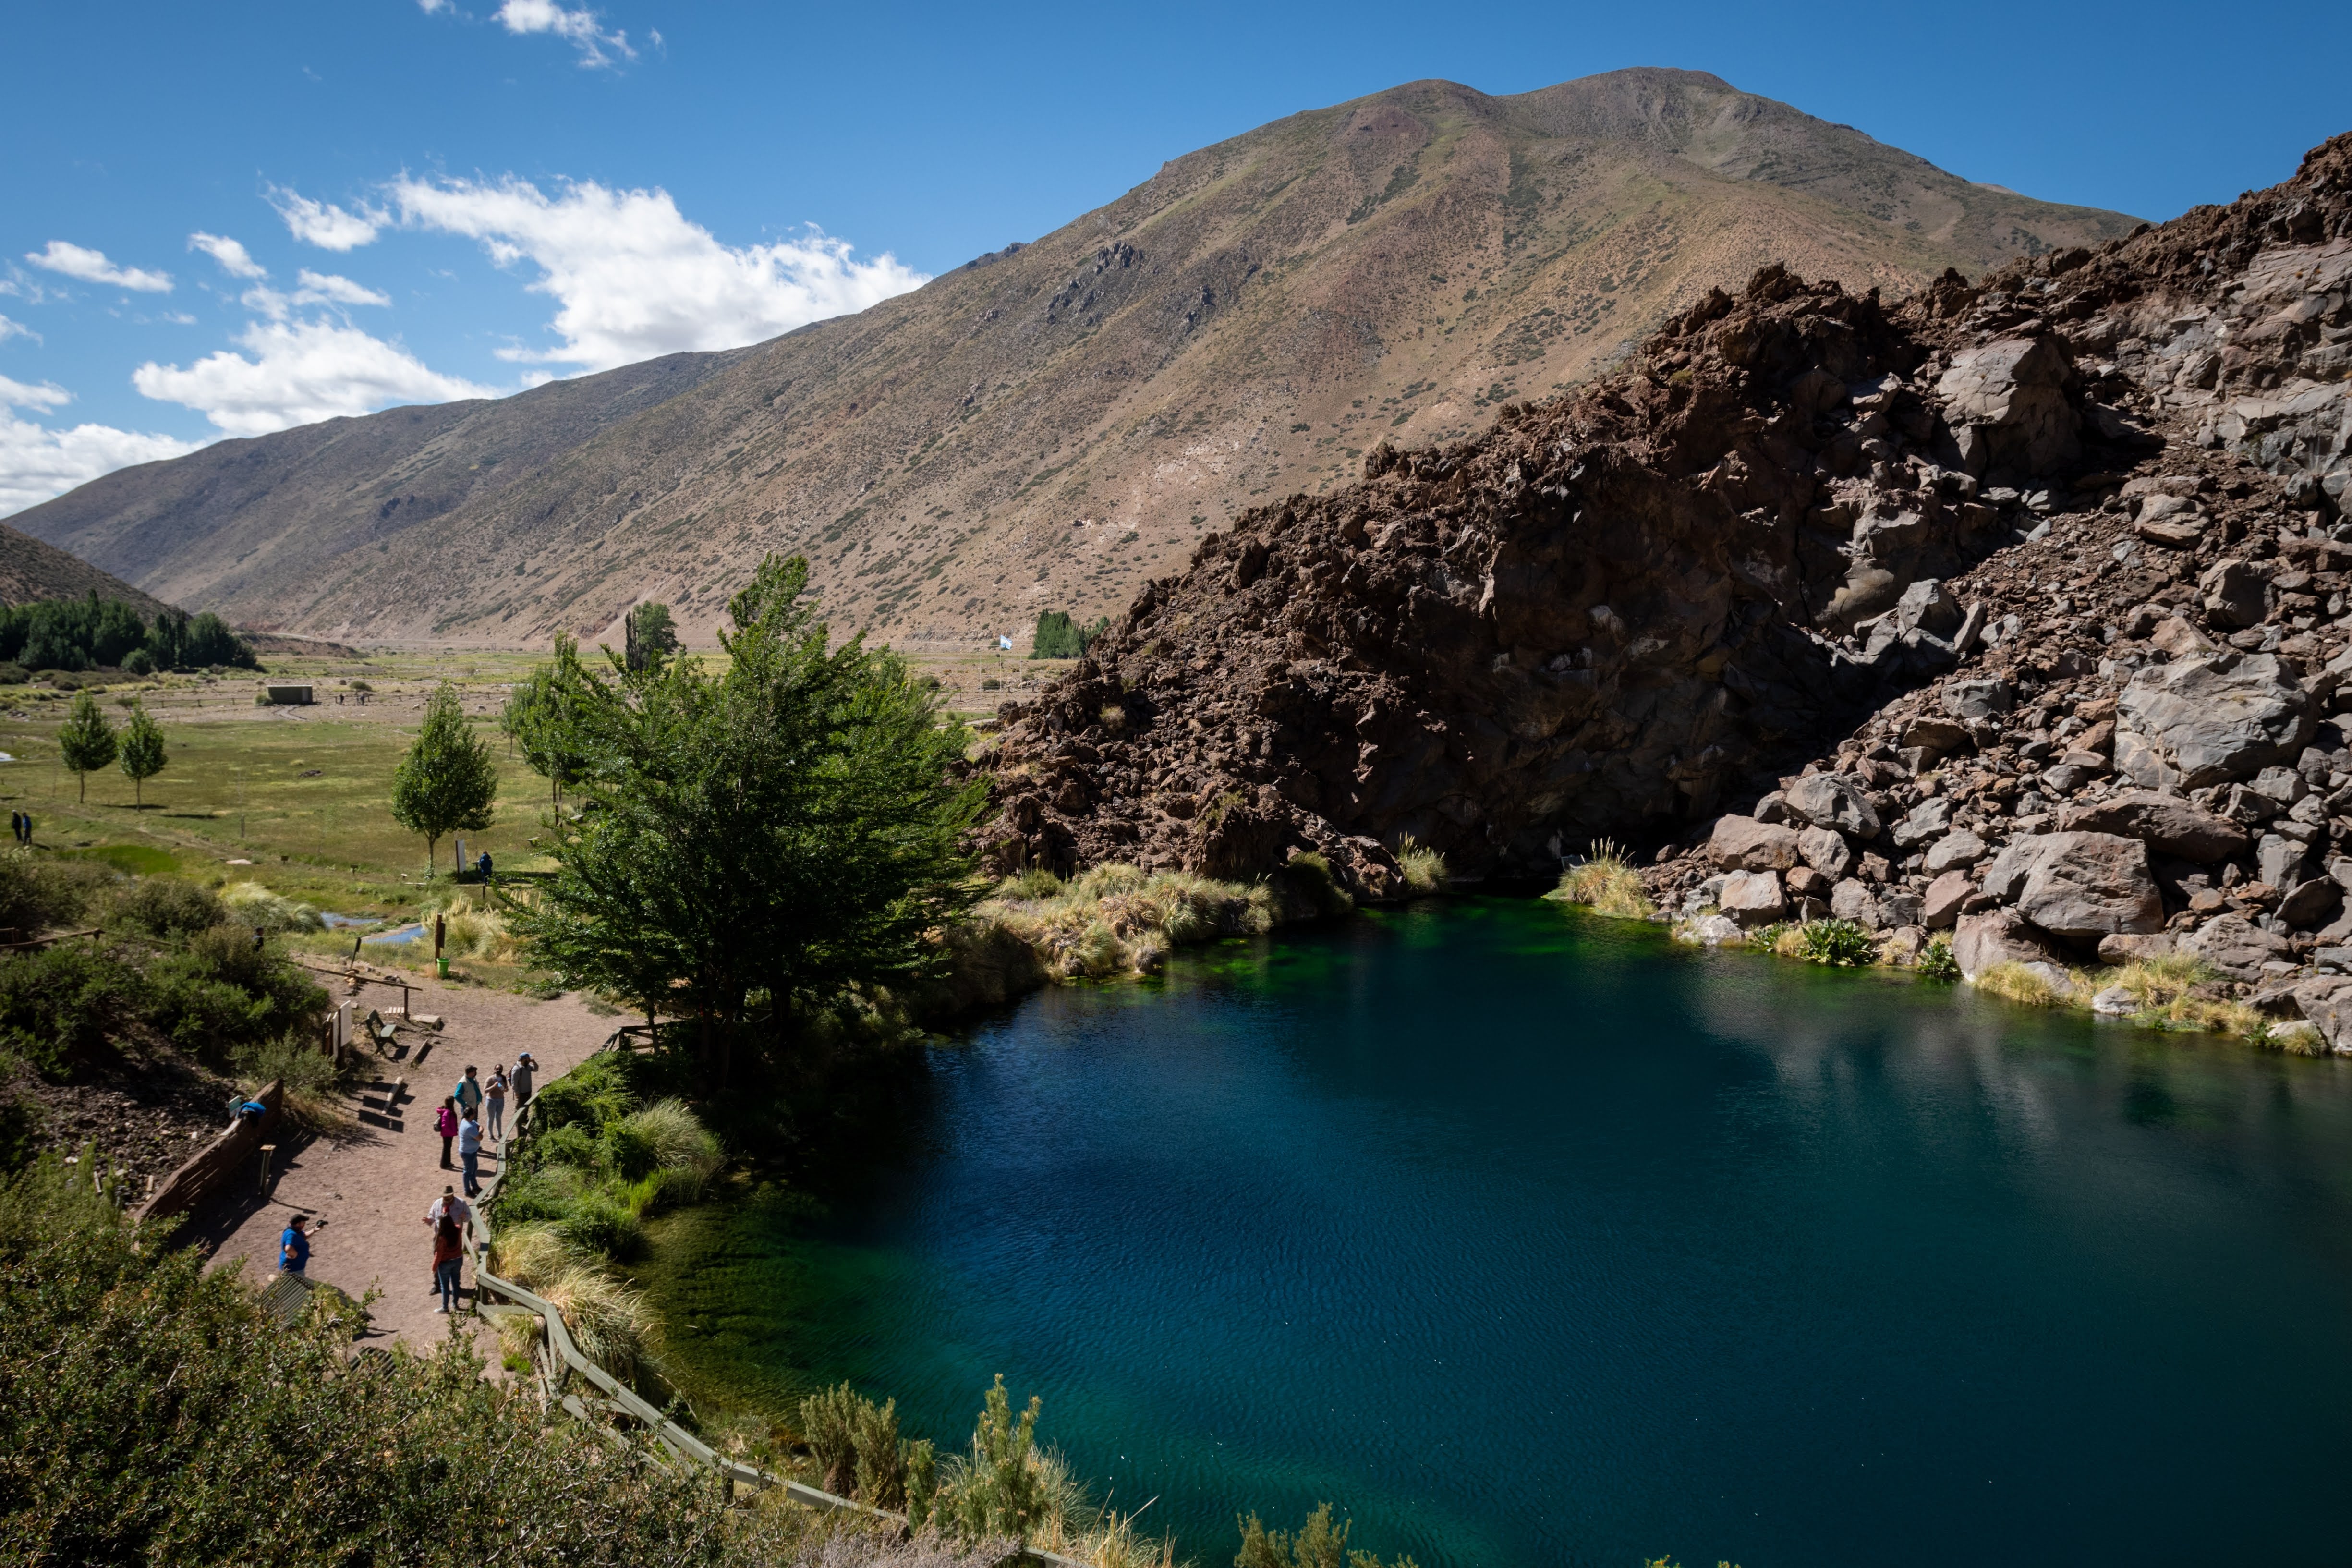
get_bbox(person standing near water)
[430,1208,464,1313]
[458,1107,483,1197]
[484,1065,508,1143]
[510,1052,534,1109]
[434,1097,458,1169]
[454,1065,482,1120]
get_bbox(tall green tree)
[624,601,679,673]
[54,693,117,804]
[508,554,984,1082]
[501,637,596,807]
[117,704,166,807]
[390,683,498,874]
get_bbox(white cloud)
[24,241,174,293]
[0,378,204,516]
[496,0,635,67]
[267,187,383,251]
[418,0,452,11]
[0,315,37,345]
[189,232,267,280]
[391,174,927,372]
[0,376,73,412]
[294,269,391,307]
[133,318,497,437]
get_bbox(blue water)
[671,900,2352,1567]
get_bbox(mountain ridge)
[12,68,2141,648]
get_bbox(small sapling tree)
[56,691,118,803]
[391,682,498,874]
[118,703,166,807]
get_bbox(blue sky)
[3,0,2346,514]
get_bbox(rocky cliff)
[979,128,2352,1013]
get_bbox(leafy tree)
[390,682,498,874]
[54,692,116,803]
[508,554,984,1083]
[1029,609,1108,659]
[625,601,681,672]
[501,640,596,806]
[117,704,165,806]
[0,597,255,674]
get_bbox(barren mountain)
[13,68,2137,649]
[0,522,170,617]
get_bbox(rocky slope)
[978,132,2352,1049]
[0,522,170,617]
[10,70,2134,648]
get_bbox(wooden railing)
[465,1032,1088,1565]
[139,1079,282,1223]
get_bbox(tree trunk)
[77,771,85,803]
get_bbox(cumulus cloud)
[294,270,391,307]
[133,318,496,437]
[0,378,204,517]
[24,242,174,293]
[0,315,36,345]
[417,0,452,11]
[390,175,927,372]
[189,232,267,280]
[267,187,383,251]
[496,0,635,67]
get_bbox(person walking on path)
[458,1108,483,1198]
[424,1186,471,1293]
[484,1066,508,1143]
[430,1209,464,1314]
[434,1098,459,1169]
[510,1052,535,1109]
[454,1065,483,1119]
[279,1214,313,1274]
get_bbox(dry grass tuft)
[1393,835,1447,896]
[1973,960,2073,1009]
[1548,840,1656,921]
[533,1263,654,1381]
[218,879,325,933]
[973,864,1271,979]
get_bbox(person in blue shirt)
[279,1214,313,1274]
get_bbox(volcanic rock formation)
[979,131,2352,958]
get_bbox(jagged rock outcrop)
[982,129,2352,1049]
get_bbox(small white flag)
[998,634,1014,651]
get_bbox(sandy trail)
[189,976,617,1350]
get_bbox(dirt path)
[188,976,617,1350]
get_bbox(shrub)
[555,1189,644,1260]
[230,1031,348,1127]
[1552,840,1655,920]
[620,1098,722,1177]
[1285,852,1355,919]
[0,944,144,1079]
[1916,938,1961,982]
[995,867,1064,899]
[1796,919,1875,967]
[1237,1504,1420,1568]
[217,879,324,933]
[1974,960,2072,1009]
[530,1262,655,1383]
[801,1383,920,1508]
[105,877,225,940]
[0,853,107,936]
[120,648,155,677]
[939,1376,1049,1544]
[1393,835,1446,896]
[143,925,326,1058]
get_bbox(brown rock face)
[985,130,2352,904]
[2057,790,2250,863]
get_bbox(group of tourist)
[276,1050,541,1320]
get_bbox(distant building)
[264,685,315,705]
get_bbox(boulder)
[1902,716,1975,756]
[2279,875,2342,930]
[1952,909,2065,980]
[1941,678,2015,725]
[2097,931,2178,964]
[1890,797,1955,849]
[2055,789,2250,863]
[1934,335,2081,474]
[2259,832,2316,891]
[1783,774,1881,839]
[2198,558,2269,629]
[1685,913,1745,947]
[1708,815,1802,872]
[1982,830,2165,943]
[2091,985,2139,1016]
[1797,825,1854,879]
[1924,829,1988,872]
[2282,975,2352,1054]
[1894,578,1964,639]
[1830,878,1878,927]
[2181,912,2294,981]
[2112,652,2314,791]
[1922,871,1974,929]
[1718,869,1788,928]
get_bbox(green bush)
[555,1189,644,1260]
[0,1154,738,1566]
[1029,610,1107,660]
[0,854,106,937]
[142,926,327,1059]
[1796,919,1876,968]
[600,1117,661,1181]
[104,878,226,941]
[1237,1503,1421,1568]
[1284,852,1355,919]
[0,944,144,1079]
[1916,938,1961,982]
